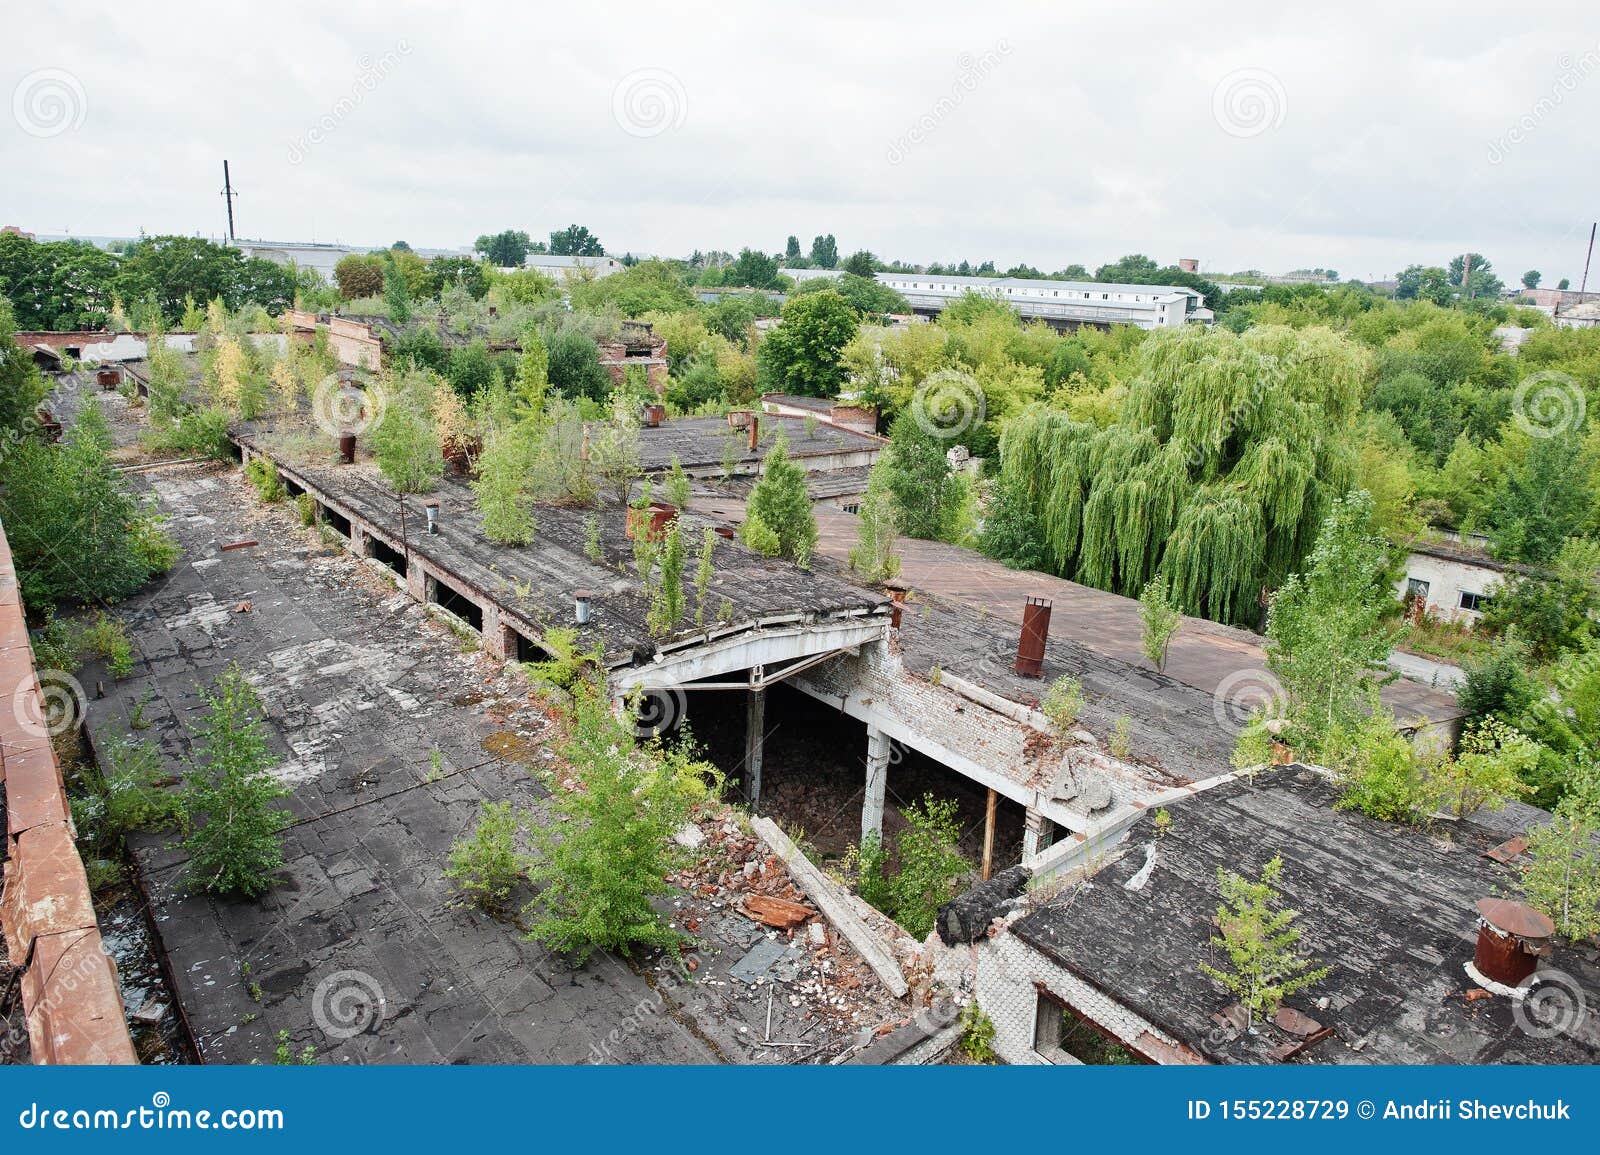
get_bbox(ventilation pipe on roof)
[423,498,440,535]
[747,414,760,452]
[1471,898,1554,988]
[574,590,593,626]
[1015,596,1052,678]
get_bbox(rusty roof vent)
[1471,898,1554,988]
[747,414,760,452]
[1015,596,1052,678]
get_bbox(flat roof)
[1014,767,1595,1064]
[638,414,883,473]
[238,422,887,669]
[877,273,1199,299]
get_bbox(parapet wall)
[0,518,136,1064]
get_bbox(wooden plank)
[751,816,909,998]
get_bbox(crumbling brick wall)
[0,524,136,1064]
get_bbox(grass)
[1397,614,1492,665]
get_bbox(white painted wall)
[1396,551,1502,623]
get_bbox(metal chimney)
[574,590,593,625]
[747,414,760,452]
[1015,596,1052,678]
[338,431,356,464]
[423,498,440,535]
[1473,899,1553,987]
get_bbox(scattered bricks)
[219,538,259,552]
[740,894,815,930]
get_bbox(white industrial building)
[781,269,1209,329]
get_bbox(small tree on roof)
[1199,856,1330,1030]
[1138,574,1181,673]
[742,432,816,565]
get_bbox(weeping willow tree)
[994,325,1366,625]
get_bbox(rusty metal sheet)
[1482,837,1528,864]
[2,743,70,836]
[22,931,138,1065]
[1,822,98,962]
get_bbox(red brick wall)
[0,521,136,1064]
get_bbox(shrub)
[1041,676,1085,733]
[178,665,291,897]
[855,795,971,938]
[663,456,692,509]
[740,513,782,557]
[523,679,716,961]
[959,1002,997,1063]
[79,612,135,678]
[244,456,285,502]
[79,733,182,843]
[142,406,233,460]
[1429,718,1536,819]
[294,492,317,526]
[647,519,687,636]
[743,434,816,563]
[445,801,529,915]
[1198,856,1331,1030]
[1521,790,1600,941]
[1332,706,1431,824]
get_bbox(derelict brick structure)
[0,521,138,1065]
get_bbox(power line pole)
[1581,222,1596,297]
[221,160,237,243]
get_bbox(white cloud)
[3,0,1598,282]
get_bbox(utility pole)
[221,160,237,242]
[1581,222,1596,297]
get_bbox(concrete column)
[745,683,766,812]
[1022,808,1048,860]
[481,605,509,659]
[406,560,429,605]
[862,726,891,843]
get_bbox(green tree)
[878,411,960,541]
[722,248,782,290]
[0,299,46,436]
[857,795,971,937]
[648,518,687,636]
[369,374,444,493]
[549,224,604,256]
[474,230,533,268]
[473,425,538,545]
[1522,270,1542,289]
[1521,773,1600,941]
[794,272,909,317]
[848,466,901,583]
[523,679,713,961]
[546,328,610,401]
[382,261,411,323]
[332,253,384,299]
[841,250,877,277]
[1447,252,1503,299]
[784,235,802,262]
[1138,575,1182,672]
[809,234,839,269]
[423,255,488,299]
[1481,539,1600,661]
[742,433,817,564]
[1198,856,1331,1029]
[0,400,178,609]
[445,801,530,915]
[1396,265,1452,305]
[993,325,1368,625]
[1484,435,1595,566]
[752,279,857,399]
[179,664,290,898]
[1265,491,1405,751]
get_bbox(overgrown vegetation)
[445,801,530,916]
[1198,856,1331,1030]
[521,678,718,961]
[854,795,971,938]
[178,665,291,898]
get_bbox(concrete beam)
[862,725,891,842]
[745,682,765,812]
[610,619,886,693]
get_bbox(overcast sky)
[5,1,1599,283]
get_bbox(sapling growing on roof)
[1198,856,1330,1030]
